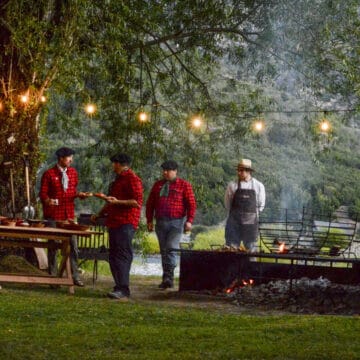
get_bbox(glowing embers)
[273,238,289,254]
[278,242,289,254]
[225,278,255,294]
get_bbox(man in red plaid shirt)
[146,160,196,289]
[92,153,143,301]
[39,147,90,286]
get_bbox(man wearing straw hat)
[224,159,265,252]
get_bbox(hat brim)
[237,166,254,172]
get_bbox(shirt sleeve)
[257,182,266,212]
[130,176,143,206]
[184,182,196,224]
[145,183,157,223]
[224,182,236,213]
[39,171,50,202]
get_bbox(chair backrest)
[77,213,108,260]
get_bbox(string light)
[253,119,265,132]
[191,116,203,128]
[40,96,46,103]
[319,111,331,133]
[0,101,3,111]
[137,110,149,122]
[20,94,29,104]
[85,103,97,115]
[320,120,331,133]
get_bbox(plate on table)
[27,219,46,227]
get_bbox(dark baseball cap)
[55,147,75,158]
[161,160,178,170]
[110,153,132,165]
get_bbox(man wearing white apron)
[224,159,266,252]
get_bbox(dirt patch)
[82,274,290,315]
[81,274,360,315]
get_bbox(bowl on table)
[1,219,16,227]
[27,219,46,228]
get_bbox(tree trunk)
[0,102,42,219]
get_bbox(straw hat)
[237,159,254,171]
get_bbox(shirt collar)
[118,167,130,177]
[57,164,67,173]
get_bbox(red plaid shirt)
[146,178,196,224]
[39,165,78,220]
[103,169,143,229]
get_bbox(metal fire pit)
[178,249,360,291]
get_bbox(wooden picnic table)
[0,225,99,294]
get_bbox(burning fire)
[278,242,288,254]
[225,279,254,294]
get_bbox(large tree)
[0,0,276,217]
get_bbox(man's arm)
[39,171,51,204]
[146,183,158,231]
[258,182,266,212]
[184,181,196,224]
[106,175,143,207]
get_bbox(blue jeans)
[108,224,135,296]
[155,218,185,281]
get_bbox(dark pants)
[108,224,135,296]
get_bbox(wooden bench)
[77,214,108,285]
[0,225,97,293]
[258,207,358,257]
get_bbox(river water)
[130,255,180,276]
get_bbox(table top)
[0,225,99,241]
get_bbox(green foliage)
[192,227,225,250]
[317,227,351,252]
[79,259,112,277]
[1,0,360,227]
[133,229,160,256]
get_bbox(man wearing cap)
[39,147,90,286]
[224,159,266,252]
[92,153,143,301]
[146,160,196,289]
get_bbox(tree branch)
[126,27,258,51]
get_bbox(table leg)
[58,241,75,294]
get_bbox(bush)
[190,225,209,241]
[137,233,160,255]
[132,224,160,255]
[192,227,225,250]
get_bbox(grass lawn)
[1,276,359,360]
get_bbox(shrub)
[137,233,160,255]
[192,227,225,250]
[133,224,160,255]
